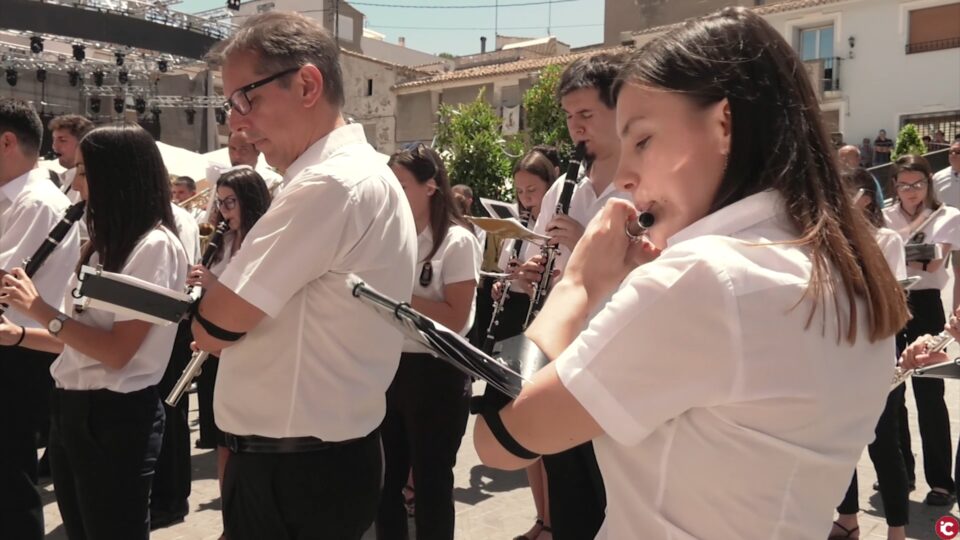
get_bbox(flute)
[481,208,531,354]
[165,221,228,407]
[0,201,85,317]
[892,331,956,388]
[523,142,586,328]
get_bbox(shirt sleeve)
[115,228,188,322]
[555,252,741,446]
[522,181,561,262]
[218,173,355,318]
[440,228,481,286]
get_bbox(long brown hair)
[614,7,907,343]
[389,144,469,261]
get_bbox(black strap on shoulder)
[479,385,540,460]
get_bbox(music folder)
[348,276,529,398]
[914,357,960,381]
[75,265,193,326]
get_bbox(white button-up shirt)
[521,173,629,277]
[883,205,960,291]
[934,166,960,209]
[51,226,188,392]
[555,191,894,539]
[404,224,481,353]
[215,124,418,441]
[0,168,80,328]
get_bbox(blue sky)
[178,0,605,56]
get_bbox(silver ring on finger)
[624,221,643,244]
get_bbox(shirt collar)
[667,190,783,247]
[0,167,44,203]
[282,123,369,187]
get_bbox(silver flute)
[165,221,228,407]
[891,332,954,389]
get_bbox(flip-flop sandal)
[827,521,859,540]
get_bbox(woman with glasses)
[882,154,960,509]
[186,166,271,514]
[375,145,481,540]
[0,123,189,539]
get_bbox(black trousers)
[377,353,471,540]
[152,320,193,514]
[0,346,56,540]
[49,386,165,540]
[837,384,910,526]
[542,443,607,540]
[222,429,383,540]
[897,289,954,492]
[196,354,224,448]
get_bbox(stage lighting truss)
[37,0,236,41]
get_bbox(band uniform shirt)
[883,205,960,291]
[876,227,907,281]
[171,202,201,266]
[403,224,481,354]
[50,226,188,392]
[521,174,629,279]
[215,124,418,442]
[208,230,237,278]
[555,190,894,539]
[0,168,80,328]
[934,165,960,209]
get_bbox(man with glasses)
[191,12,417,539]
[934,141,960,310]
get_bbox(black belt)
[222,432,370,454]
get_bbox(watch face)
[48,319,62,334]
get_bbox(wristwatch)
[47,313,69,336]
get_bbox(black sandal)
[827,521,859,540]
[513,518,546,540]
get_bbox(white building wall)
[763,0,960,144]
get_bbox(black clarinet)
[481,207,531,354]
[0,200,86,317]
[523,142,586,328]
[166,220,229,407]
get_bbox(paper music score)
[466,217,550,244]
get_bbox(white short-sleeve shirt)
[0,168,80,329]
[171,202,201,265]
[50,226,189,392]
[404,224,481,353]
[934,166,960,210]
[521,174,629,277]
[555,190,894,539]
[883,204,960,290]
[876,226,907,280]
[214,124,418,442]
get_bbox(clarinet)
[0,201,86,317]
[481,207,531,354]
[165,221,228,407]
[523,142,586,328]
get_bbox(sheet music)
[466,217,549,244]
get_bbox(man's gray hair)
[207,11,344,107]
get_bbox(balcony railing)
[906,37,960,54]
[802,56,842,97]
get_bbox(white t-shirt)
[214,124,418,442]
[403,224,481,353]
[521,173,629,278]
[0,168,80,328]
[883,204,960,291]
[934,166,960,210]
[555,190,894,539]
[50,226,189,392]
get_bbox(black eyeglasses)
[215,196,238,210]
[222,67,300,116]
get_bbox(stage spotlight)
[30,37,43,54]
[215,108,226,125]
[135,96,146,114]
[118,69,129,85]
[226,0,240,10]
[157,60,168,73]
[113,96,124,114]
[185,107,196,125]
[89,97,101,114]
[68,70,81,87]
[115,52,125,66]
[93,70,104,87]
[72,44,85,62]
[5,69,18,87]
[36,68,46,83]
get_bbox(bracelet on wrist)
[13,325,26,347]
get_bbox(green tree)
[522,64,571,157]
[434,88,512,203]
[891,123,928,161]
